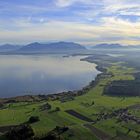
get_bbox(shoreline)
[0,57,105,104]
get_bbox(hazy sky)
[0,0,140,45]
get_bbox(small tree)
[28,116,40,124]
[55,107,60,112]
[0,103,4,109]
[91,101,95,105]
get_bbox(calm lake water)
[0,55,100,98]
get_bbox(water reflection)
[0,55,100,97]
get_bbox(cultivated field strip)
[65,109,93,122]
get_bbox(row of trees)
[6,124,69,140]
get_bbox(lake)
[0,55,100,98]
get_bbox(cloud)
[55,0,95,7]
[55,0,74,7]
[103,0,140,17]
[0,0,140,45]
[0,16,140,45]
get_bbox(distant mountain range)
[91,43,140,49]
[18,42,86,53]
[92,43,122,49]
[0,42,86,54]
[0,42,140,54]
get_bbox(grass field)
[0,63,140,140]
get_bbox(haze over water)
[0,55,100,98]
